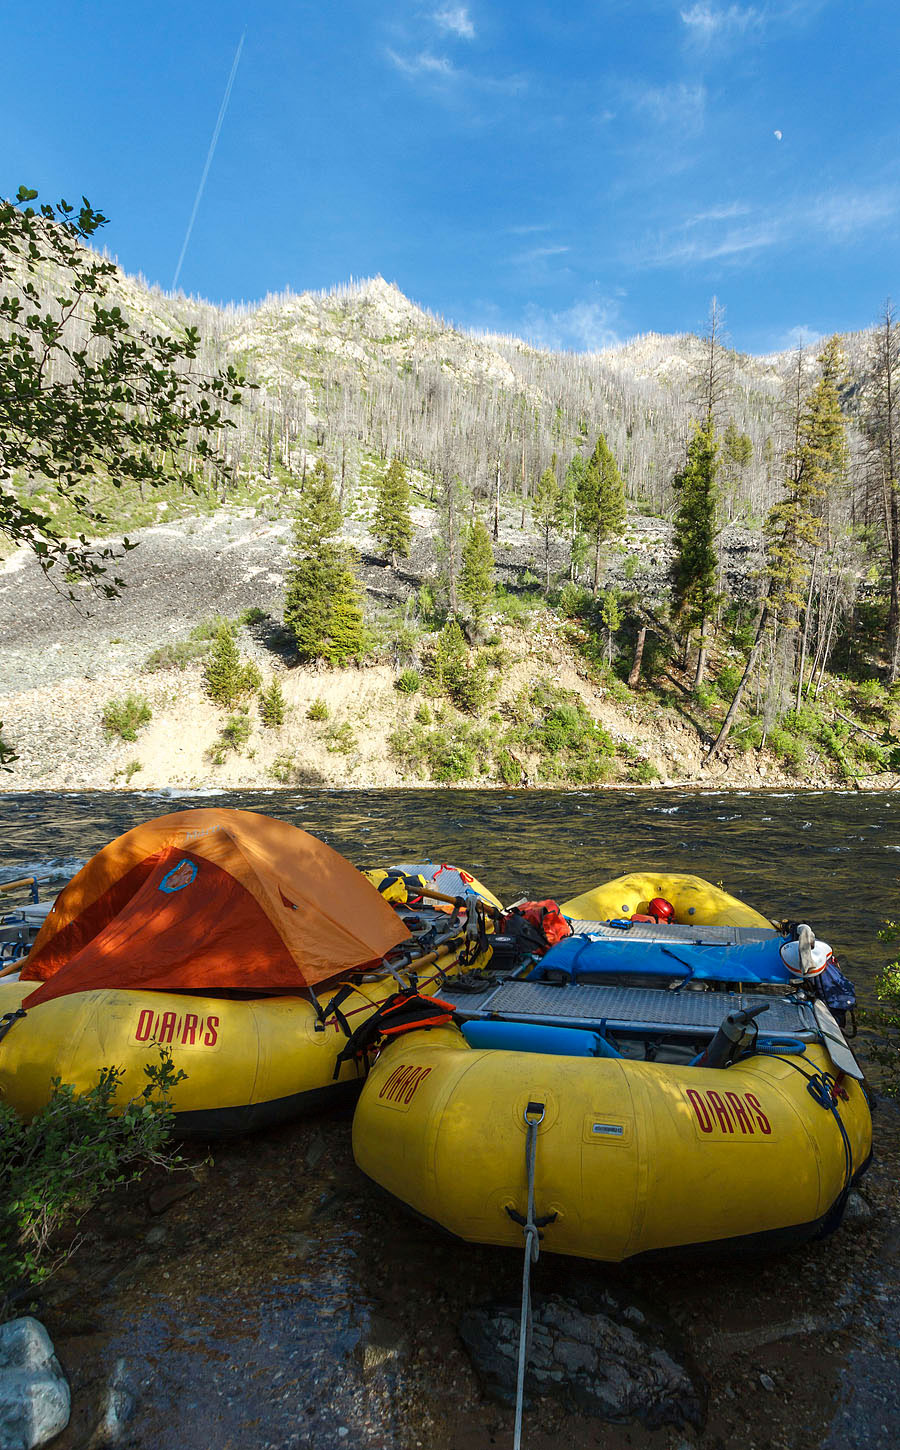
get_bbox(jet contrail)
[172,32,245,292]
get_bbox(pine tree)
[576,434,626,594]
[295,457,342,541]
[865,304,900,675]
[203,625,261,708]
[328,559,366,665]
[721,422,753,520]
[284,456,365,664]
[672,419,720,687]
[532,465,562,589]
[259,676,287,727]
[372,457,413,564]
[459,520,495,627]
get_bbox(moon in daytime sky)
[774,129,783,141]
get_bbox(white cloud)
[507,222,552,235]
[782,324,822,349]
[680,3,764,44]
[684,202,752,225]
[636,181,900,271]
[514,244,570,263]
[387,46,526,96]
[522,298,624,353]
[387,49,457,80]
[811,186,899,240]
[432,6,476,40]
[652,222,779,265]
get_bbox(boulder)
[459,1293,702,1429]
[0,1317,71,1450]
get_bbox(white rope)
[513,1102,544,1450]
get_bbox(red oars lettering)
[686,1087,773,1137]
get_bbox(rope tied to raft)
[0,1007,26,1044]
[512,1100,546,1450]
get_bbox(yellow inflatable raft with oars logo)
[352,871,873,1261]
[0,810,500,1134]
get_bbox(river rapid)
[3,787,900,1450]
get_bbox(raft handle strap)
[0,1007,26,1044]
[508,1101,557,1450]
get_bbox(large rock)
[0,1317,71,1450]
[459,1293,702,1429]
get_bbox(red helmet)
[648,897,675,923]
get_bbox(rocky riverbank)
[1,511,892,794]
[8,1091,899,1450]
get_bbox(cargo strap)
[0,1007,26,1044]
[508,1100,556,1450]
[331,990,456,1079]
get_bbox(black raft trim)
[171,1078,362,1138]
[358,1148,873,1262]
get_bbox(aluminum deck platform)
[441,978,816,1040]
[568,921,779,944]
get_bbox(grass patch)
[102,694,152,742]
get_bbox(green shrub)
[768,726,807,772]
[238,606,267,626]
[143,640,206,672]
[192,615,235,642]
[221,713,251,751]
[395,668,421,694]
[493,585,543,624]
[497,749,521,786]
[716,663,744,697]
[389,719,490,783]
[425,622,495,713]
[558,582,590,618]
[112,759,142,783]
[504,678,616,785]
[102,694,152,742]
[269,752,295,784]
[866,928,900,1095]
[0,1051,184,1290]
[259,677,287,727]
[307,697,329,721]
[325,720,358,755]
[414,702,432,725]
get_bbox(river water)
[3,786,898,991]
[4,787,900,1450]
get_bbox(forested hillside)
[4,216,900,788]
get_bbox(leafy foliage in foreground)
[868,924,900,1097]
[0,187,245,593]
[0,1050,185,1295]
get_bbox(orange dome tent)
[21,807,411,1007]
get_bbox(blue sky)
[3,1,898,354]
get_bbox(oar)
[0,877,37,896]
[412,883,502,920]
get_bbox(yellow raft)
[352,872,873,1260]
[562,870,774,929]
[0,845,501,1135]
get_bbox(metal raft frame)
[441,978,818,1042]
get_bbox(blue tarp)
[531,934,793,986]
